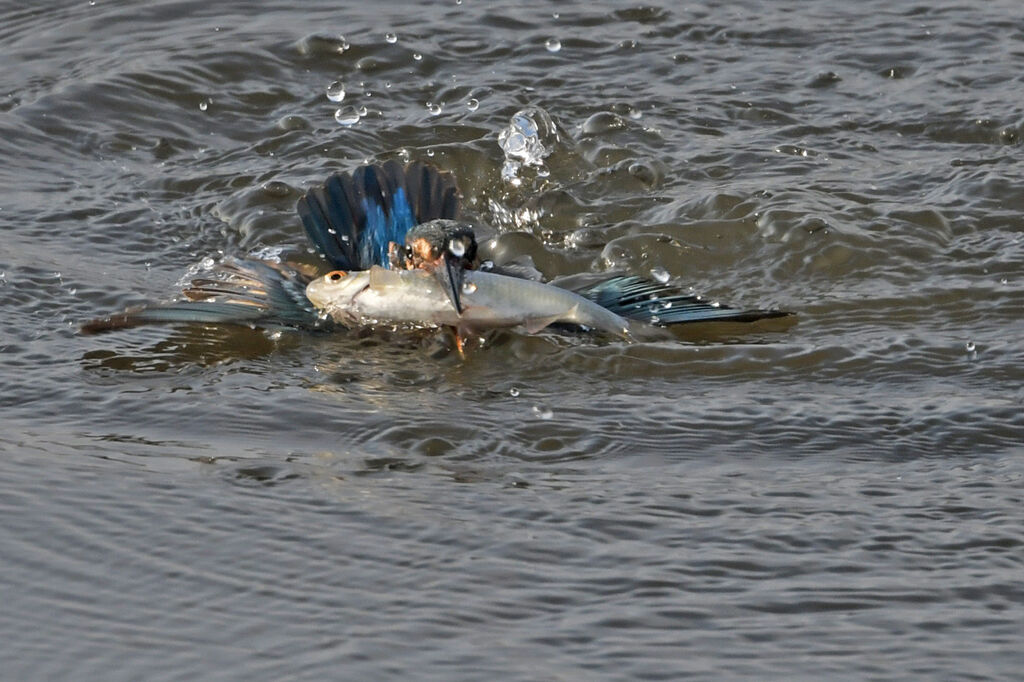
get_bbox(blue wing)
[81,258,323,334]
[296,160,459,271]
[578,276,792,325]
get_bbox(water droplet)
[200,257,215,270]
[965,341,976,352]
[650,266,670,283]
[198,99,209,111]
[326,80,345,102]
[334,106,361,126]
[448,238,466,257]
[385,32,397,43]
[462,281,477,294]
[356,105,368,116]
[509,387,520,397]
[412,52,422,61]
[337,36,349,52]
[426,102,442,115]
[466,98,479,111]
[545,38,561,52]
[532,405,553,420]
[711,301,721,308]
[426,148,435,157]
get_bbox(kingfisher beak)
[437,251,466,314]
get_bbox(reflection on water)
[1,0,1023,679]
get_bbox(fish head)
[305,269,367,314]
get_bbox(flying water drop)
[545,38,561,52]
[326,80,345,102]
[334,106,361,126]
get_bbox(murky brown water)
[2,1,1023,679]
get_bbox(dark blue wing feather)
[579,276,792,325]
[297,160,458,271]
[81,258,323,334]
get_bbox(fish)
[304,266,634,341]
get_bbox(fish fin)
[81,258,322,334]
[367,264,408,290]
[522,309,571,335]
[578,276,794,325]
[297,161,459,270]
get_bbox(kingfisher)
[295,161,476,315]
[83,161,792,347]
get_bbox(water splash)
[499,107,559,167]
[532,405,554,420]
[498,107,561,187]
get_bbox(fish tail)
[579,276,793,325]
[296,161,459,271]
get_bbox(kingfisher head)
[391,219,478,313]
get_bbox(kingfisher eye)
[447,237,466,258]
[327,270,347,281]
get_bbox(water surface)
[1,1,1022,679]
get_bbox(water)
[2,1,1023,679]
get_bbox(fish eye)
[327,270,347,281]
